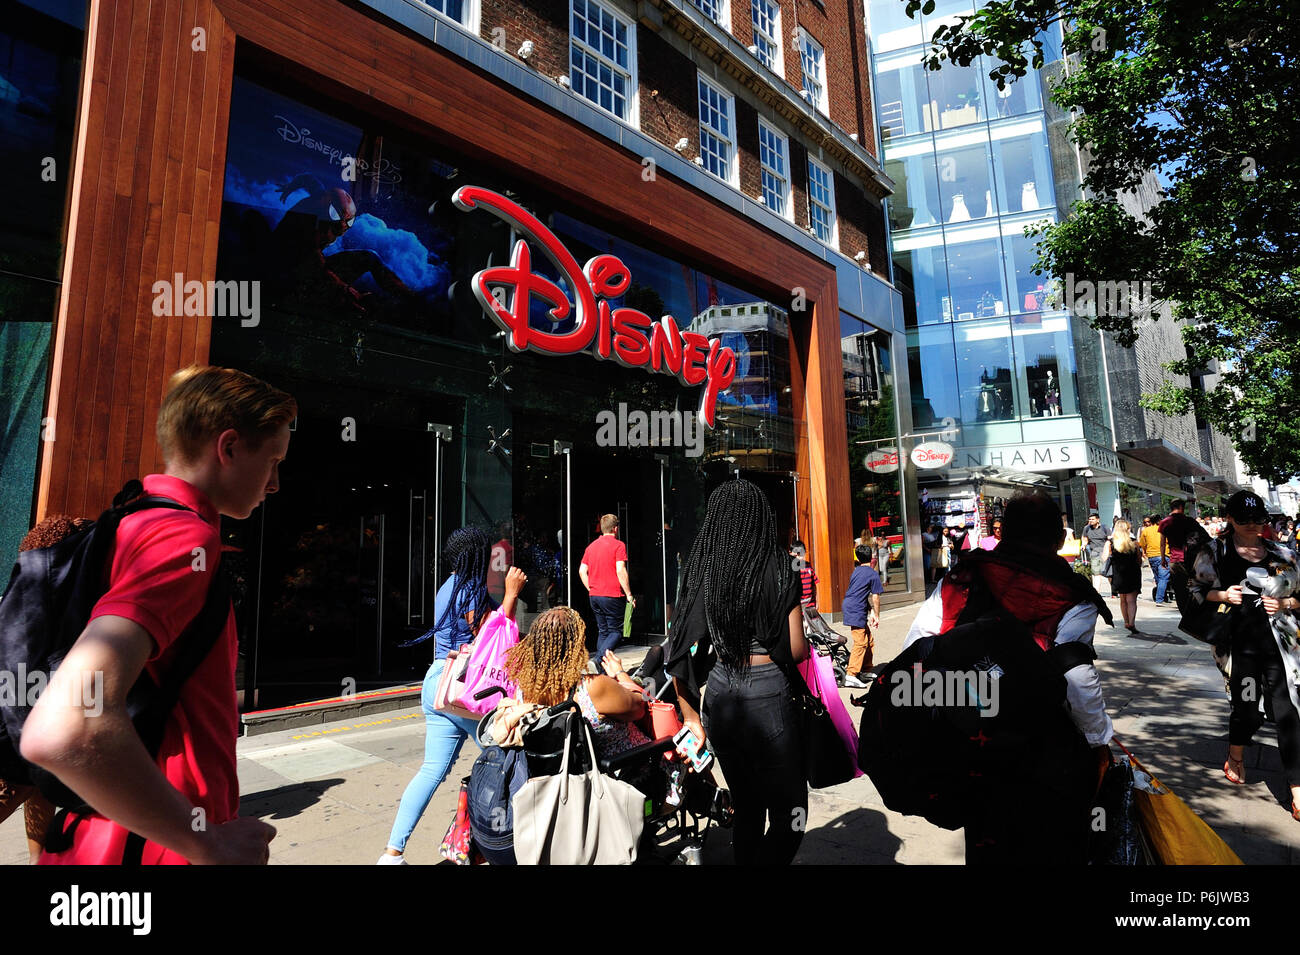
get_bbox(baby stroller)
[463,650,732,865]
[802,604,849,685]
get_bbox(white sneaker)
[376,852,407,865]
[843,673,869,688]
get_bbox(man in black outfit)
[1159,499,1206,617]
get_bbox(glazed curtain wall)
[0,0,87,568]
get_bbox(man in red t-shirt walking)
[22,365,295,864]
[580,514,635,661]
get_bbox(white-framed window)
[757,119,791,219]
[749,0,781,72]
[570,0,638,123]
[688,0,728,27]
[807,156,837,244]
[797,29,827,116]
[419,0,480,33]
[697,74,737,186]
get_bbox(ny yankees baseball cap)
[1225,490,1269,524]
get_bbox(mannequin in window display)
[976,366,1013,421]
[1044,370,1061,416]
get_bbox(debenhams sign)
[955,441,1086,472]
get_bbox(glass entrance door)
[229,396,462,709]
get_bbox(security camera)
[517,40,535,59]
[849,133,859,141]
[674,137,689,151]
[746,44,759,56]
[1081,469,1094,477]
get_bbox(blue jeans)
[386,658,482,853]
[1148,557,1170,603]
[589,594,626,660]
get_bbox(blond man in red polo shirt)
[22,365,295,864]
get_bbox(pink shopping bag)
[434,649,478,720]
[799,651,863,779]
[450,610,521,715]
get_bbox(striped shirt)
[799,566,817,605]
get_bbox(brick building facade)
[473,0,892,272]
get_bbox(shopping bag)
[798,650,862,781]
[434,649,478,720]
[452,610,521,715]
[1088,758,1147,865]
[512,717,645,865]
[439,777,475,865]
[622,600,634,639]
[1120,745,1242,865]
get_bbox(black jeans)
[1229,615,1300,787]
[703,661,807,865]
[589,595,625,660]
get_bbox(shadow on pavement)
[1121,629,1189,645]
[239,778,345,821]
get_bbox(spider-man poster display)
[216,76,459,332]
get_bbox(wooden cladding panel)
[37,0,234,520]
[787,278,850,613]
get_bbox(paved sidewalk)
[4,587,1298,864]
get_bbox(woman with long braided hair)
[378,527,525,864]
[503,607,648,760]
[666,479,808,865]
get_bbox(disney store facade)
[22,0,915,707]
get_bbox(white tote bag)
[512,715,646,865]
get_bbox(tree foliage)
[902,0,1300,481]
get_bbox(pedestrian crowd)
[2,362,1298,866]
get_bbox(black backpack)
[0,480,231,817]
[857,586,1096,831]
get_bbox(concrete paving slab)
[240,740,387,783]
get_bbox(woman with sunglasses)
[1189,491,1300,821]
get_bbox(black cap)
[1225,490,1269,524]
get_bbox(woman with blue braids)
[378,526,525,863]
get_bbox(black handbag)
[779,659,855,789]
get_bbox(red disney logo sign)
[452,186,737,427]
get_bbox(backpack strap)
[1046,640,1097,675]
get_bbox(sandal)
[1292,801,1299,822]
[1223,757,1245,785]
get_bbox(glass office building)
[866,0,1124,530]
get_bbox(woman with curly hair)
[503,607,648,760]
[378,526,525,864]
[664,479,808,865]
